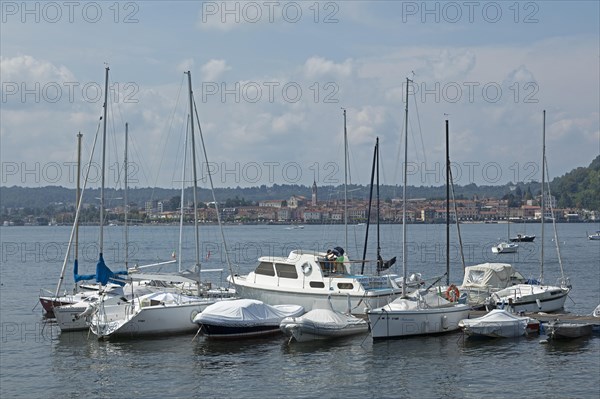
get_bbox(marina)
[1,223,598,398]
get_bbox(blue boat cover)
[95,253,127,286]
[73,259,95,282]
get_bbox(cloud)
[303,57,353,79]
[201,59,231,81]
[426,49,476,81]
[0,55,75,82]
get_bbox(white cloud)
[0,55,75,82]
[303,57,353,79]
[201,59,231,81]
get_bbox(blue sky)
[1,1,599,191]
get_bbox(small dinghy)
[193,299,304,339]
[280,308,369,342]
[546,320,593,340]
[280,295,368,342]
[458,309,540,338]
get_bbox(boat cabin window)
[255,261,276,276]
[309,281,325,288]
[275,263,298,279]
[337,283,354,290]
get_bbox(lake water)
[1,223,599,398]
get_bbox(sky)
[1,1,599,192]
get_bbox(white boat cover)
[194,299,304,327]
[461,309,528,326]
[139,292,204,304]
[295,308,359,328]
[461,263,524,289]
[385,290,454,311]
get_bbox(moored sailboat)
[489,111,570,313]
[89,71,235,339]
[367,87,469,339]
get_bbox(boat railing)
[355,275,395,290]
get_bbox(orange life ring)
[445,284,460,302]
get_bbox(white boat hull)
[54,305,92,331]
[491,284,570,313]
[368,304,469,339]
[90,296,225,338]
[492,243,518,254]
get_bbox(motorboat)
[509,234,536,242]
[229,250,402,315]
[458,309,540,338]
[367,289,470,339]
[588,231,600,240]
[492,242,519,254]
[193,299,304,339]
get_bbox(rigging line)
[543,154,566,281]
[170,110,188,188]
[392,97,407,199]
[449,163,466,271]
[411,83,427,169]
[55,117,103,297]
[152,74,186,200]
[192,96,236,280]
[127,130,152,188]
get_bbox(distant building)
[145,200,158,214]
[258,200,286,208]
[311,180,317,206]
[288,195,306,209]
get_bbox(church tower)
[311,180,317,206]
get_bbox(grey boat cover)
[194,299,304,327]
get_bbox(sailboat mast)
[446,120,450,286]
[343,109,348,251]
[75,132,82,265]
[99,66,109,254]
[124,122,129,269]
[402,77,411,297]
[186,71,201,270]
[376,138,380,271]
[540,109,546,282]
[178,120,190,273]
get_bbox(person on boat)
[333,247,346,273]
[324,249,337,273]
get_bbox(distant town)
[3,181,598,227]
